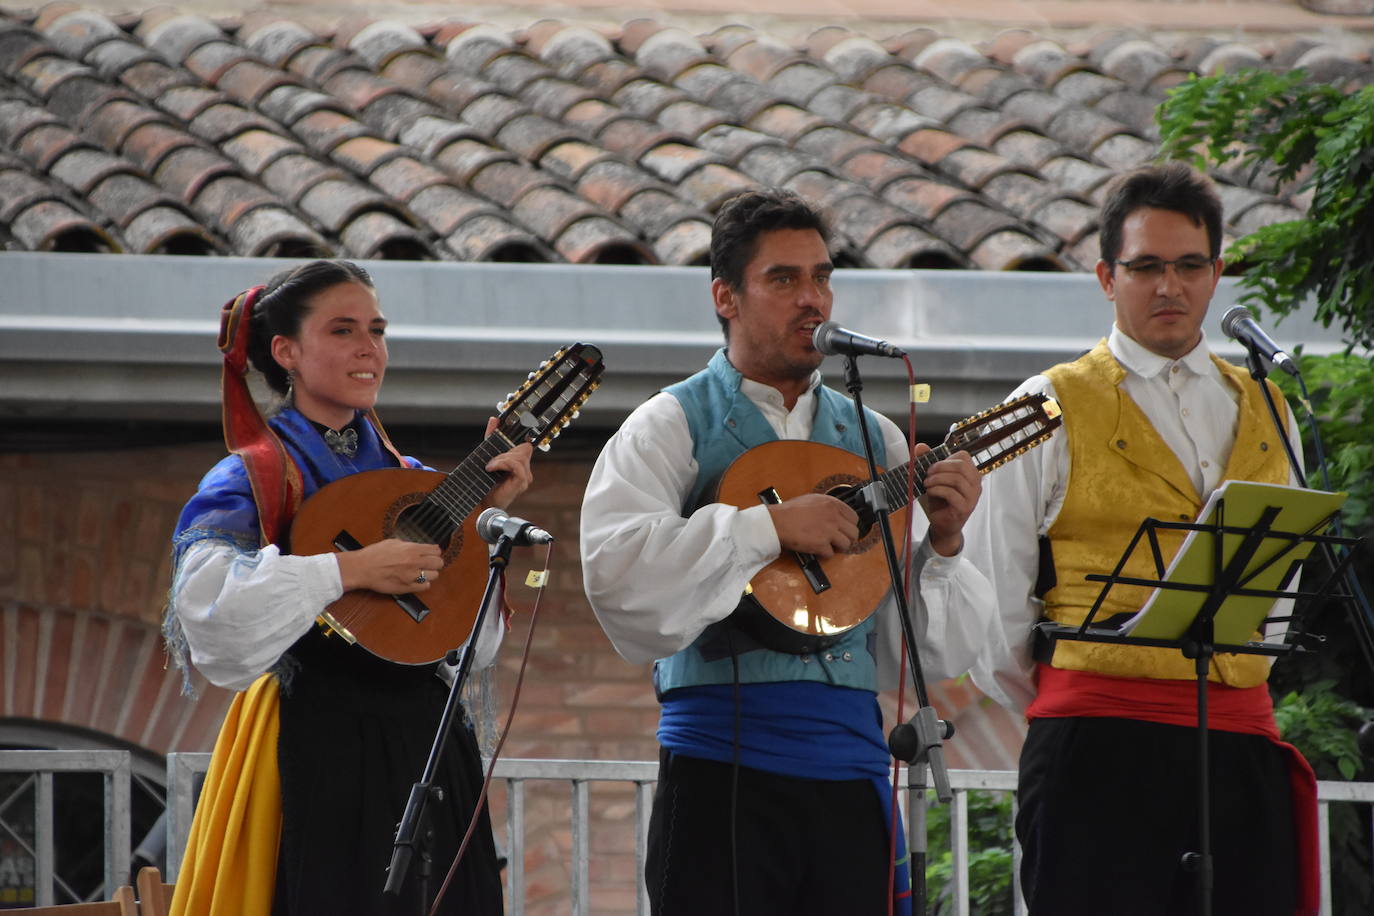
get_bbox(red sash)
[1030,663,1319,915]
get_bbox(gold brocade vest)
[1041,341,1291,685]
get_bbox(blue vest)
[653,349,888,695]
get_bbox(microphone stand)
[840,355,953,916]
[383,535,514,912]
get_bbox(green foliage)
[923,790,1015,915]
[1275,679,1370,781]
[1157,71,1374,351]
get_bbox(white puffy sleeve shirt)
[579,375,996,692]
[172,541,507,692]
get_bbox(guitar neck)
[865,445,953,513]
[425,431,517,531]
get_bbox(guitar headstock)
[946,392,1063,474]
[496,343,605,451]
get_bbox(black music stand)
[1035,482,1358,916]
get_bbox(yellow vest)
[1041,341,1291,685]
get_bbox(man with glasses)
[963,162,1315,914]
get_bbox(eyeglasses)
[1114,256,1216,282]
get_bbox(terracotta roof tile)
[0,165,66,224]
[338,209,432,259]
[3,10,1363,268]
[154,144,237,200]
[442,212,549,261]
[864,223,961,268]
[10,196,119,251]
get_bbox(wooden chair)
[26,884,137,915]
[135,866,175,916]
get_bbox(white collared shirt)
[579,368,996,690]
[962,327,1303,712]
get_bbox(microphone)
[1220,306,1300,377]
[476,507,554,546]
[812,320,905,359]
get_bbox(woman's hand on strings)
[335,538,444,594]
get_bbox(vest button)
[842,651,853,662]
[1260,442,1269,451]
[824,652,836,662]
[836,423,847,433]
[800,653,812,663]
[727,418,736,428]
[1116,439,1127,449]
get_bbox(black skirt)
[272,630,504,915]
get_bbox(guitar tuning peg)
[571,409,580,419]
[538,442,551,452]
[527,372,536,380]
[497,400,507,410]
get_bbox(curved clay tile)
[42,9,123,60]
[11,198,120,251]
[896,127,971,167]
[1232,201,1304,238]
[828,193,924,246]
[345,20,428,71]
[968,228,1063,271]
[117,58,201,100]
[539,137,611,181]
[394,115,482,159]
[652,217,712,265]
[262,157,348,204]
[433,137,519,184]
[152,144,237,200]
[214,58,299,105]
[1010,40,1091,90]
[228,204,329,257]
[183,40,254,84]
[497,112,584,162]
[405,182,498,234]
[120,121,201,174]
[1092,90,1161,138]
[885,27,943,62]
[123,205,223,254]
[332,135,407,177]
[292,107,370,153]
[256,85,342,127]
[612,77,688,119]
[599,119,683,161]
[1039,154,1116,197]
[512,184,602,240]
[863,223,962,269]
[632,26,711,83]
[766,61,839,107]
[976,170,1051,220]
[785,168,852,207]
[47,145,136,195]
[849,101,937,144]
[442,22,517,75]
[17,52,90,100]
[722,33,803,83]
[808,84,873,123]
[836,147,929,191]
[981,29,1050,67]
[222,127,301,175]
[910,38,991,87]
[521,76,598,121]
[930,197,1024,251]
[188,101,280,145]
[698,123,781,165]
[620,186,705,236]
[656,99,730,138]
[193,174,280,228]
[748,103,827,144]
[376,48,447,90]
[998,88,1071,132]
[529,24,617,79]
[240,18,323,69]
[553,215,655,264]
[793,125,883,166]
[467,157,560,207]
[442,211,550,261]
[947,108,1030,148]
[1027,194,1098,246]
[285,44,357,87]
[637,140,723,184]
[339,210,433,259]
[817,34,891,85]
[85,39,160,81]
[483,52,551,96]
[862,64,937,105]
[707,78,783,123]
[1089,133,1154,171]
[1050,69,1121,106]
[940,147,1024,191]
[136,13,220,67]
[735,144,814,187]
[571,156,663,212]
[0,165,65,223]
[676,161,754,211]
[156,84,230,123]
[1094,38,1181,91]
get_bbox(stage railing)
[4,749,1371,914]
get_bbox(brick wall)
[0,435,1023,915]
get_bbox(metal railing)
[7,749,1374,914]
[0,749,132,906]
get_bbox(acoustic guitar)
[289,342,604,664]
[714,392,1062,654]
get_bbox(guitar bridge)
[333,529,431,624]
[757,487,832,595]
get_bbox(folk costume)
[166,288,504,916]
[580,349,996,916]
[965,329,1318,915]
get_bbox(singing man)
[579,188,994,916]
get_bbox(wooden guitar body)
[289,468,492,665]
[714,440,909,654]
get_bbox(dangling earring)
[284,369,295,406]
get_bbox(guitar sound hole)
[385,497,463,564]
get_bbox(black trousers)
[1016,716,1297,916]
[645,748,894,916]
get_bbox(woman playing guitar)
[165,260,531,914]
